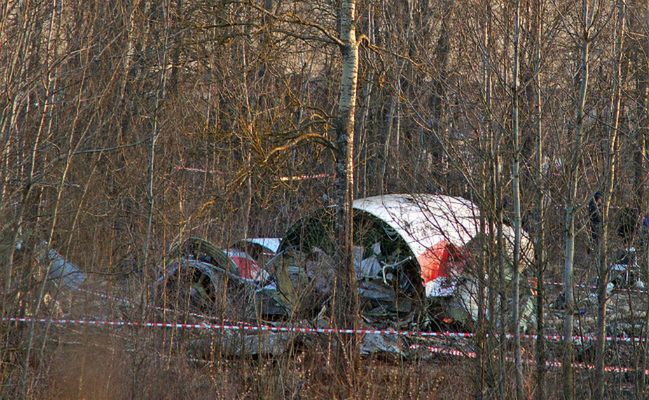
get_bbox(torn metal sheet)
[356,255,382,280]
[242,238,281,255]
[165,237,268,283]
[233,237,282,269]
[154,238,269,317]
[255,281,291,316]
[352,194,480,259]
[220,331,291,357]
[360,333,407,357]
[304,248,335,296]
[424,277,458,298]
[444,278,537,331]
[190,332,291,357]
[224,249,269,282]
[46,249,86,290]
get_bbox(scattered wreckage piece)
[233,238,281,266]
[187,324,408,359]
[167,236,268,282]
[44,249,87,290]
[608,247,645,289]
[360,333,408,358]
[153,237,268,318]
[27,241,87,290]
[189,331,293,358]
[2,240,87,318]
[547,246,648,333]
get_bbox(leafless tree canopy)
[1,0,649,398]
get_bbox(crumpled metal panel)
[243,238,281,254]
[353,194,533,290]
[360,333,406,357]
[46,249,86,290]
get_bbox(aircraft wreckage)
[16,194,643,358]
[154,194,536,342]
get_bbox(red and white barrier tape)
[8,315,646,376]
[412,344,649,376]
[3,317,225,330]
[544,280,645,294]
[4,316,648,376]
[278,173,331,182]
[174,166,330,182]
[544,281,595,290]
[174,165,219,174]
[81,286,649,342]
[0,316,471,337]
[3,315,648,345]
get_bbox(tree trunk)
[333,0,360,377]
[633,0,648,212]
[380,95,396,193]
[511,1,525,398]
[562,2,591,398]
[20,2,62,393]
[636,2,649,395]
[595,2,625,398]
[533,1,546,398]
[142,5,169,310]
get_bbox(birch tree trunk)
[595,3,625,398]
[533,1,546,398]
[0,0,38,317]
[476,4,496,395]
[142,5,169,311]
[356,6,374,198]
[510,1,525,398]
[20,2,62,393]
[333,0,360,373]
[562,2,591,398]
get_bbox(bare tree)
[332,0,361,377]
[510,0,525,398]
[533,1,547,398]
[594,2,626,398]
[562,1,592,398]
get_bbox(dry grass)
[6,270,647,400]
[38,324,476,400]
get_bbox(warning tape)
[278,173,331,182]
[43,287,649,344]
[174,165,219,174]
[3,315,648,345]
[544,280,646,294]
[83,282,649,344]
[412,344,649,375]
[83,286,649,344]
[71,284,649,345]
[545,281,595,290]
[0,316,471,337]
[2,317,226,330]
[4,316,647,376]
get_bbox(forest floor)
[18,267,648,400]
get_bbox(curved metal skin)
[281,194,534,295]
[352,194,534,288]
